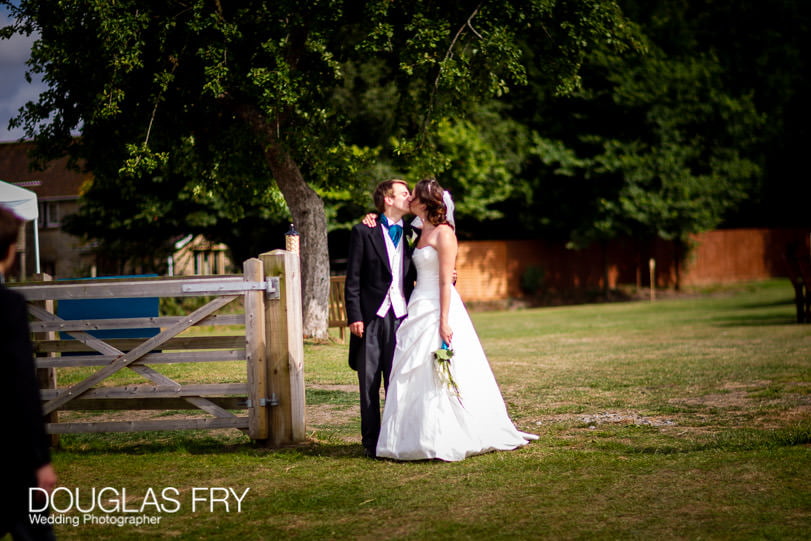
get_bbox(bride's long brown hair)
[412,179,449,227]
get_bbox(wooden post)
[260,249,306,446]
[244,259,270,441]
[648,258,656,302]
[33,273,59,447]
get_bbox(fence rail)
[12,274,278,301]
[12,250,305,446]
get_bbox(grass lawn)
[37,280,811,540]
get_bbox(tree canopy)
[4,0,807,318]
[1,0,635,336]
[439,0,809,261]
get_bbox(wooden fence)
[12,250,305,447]
[453,228,811,301]
[328,275,348,342]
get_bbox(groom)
[345,179,417,458]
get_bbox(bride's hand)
[362,213,377,228]
[440,322,453,347]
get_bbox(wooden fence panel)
[329,275,347,342]
[12,253,305,446]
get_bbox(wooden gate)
[11,251,305,447]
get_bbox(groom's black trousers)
[357,309,403,453]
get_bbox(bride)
[376,179,537,461]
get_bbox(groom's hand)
[349,321,364,337]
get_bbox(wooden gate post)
[260,249,306,446]
[33,273,59,447]
[244,258,270,442]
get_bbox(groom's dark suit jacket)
[344,221,417,370]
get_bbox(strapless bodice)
[412,246,440,298]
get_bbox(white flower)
[406,229,418,248]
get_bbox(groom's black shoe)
[364,447,377,459]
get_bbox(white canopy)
[0,179,41,273]
[0,179,39,220]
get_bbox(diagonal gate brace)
[36,295,239,415]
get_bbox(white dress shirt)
[376,219,407,318]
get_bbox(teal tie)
[381,215,402,247]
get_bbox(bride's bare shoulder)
[435,224,457,246]
[438,223,456,236]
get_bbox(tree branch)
[420,2,483,143]
[143,59,180,148]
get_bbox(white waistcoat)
[376,224,407,318]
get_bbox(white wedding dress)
[376,246,537,461]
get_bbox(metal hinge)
[181,276,280,299]
[246,393,280,408]
[265,276,280,300]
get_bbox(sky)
[0,9,46,142]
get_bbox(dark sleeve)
[2,290,51,471]
[344,225,364,324]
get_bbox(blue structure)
[58,275,160,340]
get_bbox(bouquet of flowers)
[433,342,462,404]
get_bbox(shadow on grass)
[739,298,798,310]
[55,431,370,460]
[587,423,811,455]
[54,422,811,467]
[712,313,800,327]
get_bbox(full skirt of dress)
[376,246,536,461]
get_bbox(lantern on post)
[285,223,299,254]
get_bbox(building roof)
[0,141,89,200]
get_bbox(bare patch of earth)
[308,384,357,393]
[671,391,752,410]
[307,404,358,430]
[665,380,811,428]
[534,411,677,428]
[306,384,360,442]
[532,380,811,431]
[668,381,775,409]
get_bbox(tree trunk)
[673,237,683,292]
[238,105,330,339]
[267,150,330,339]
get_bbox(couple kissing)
[344,178,537,462]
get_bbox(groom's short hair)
[373,179,409,214]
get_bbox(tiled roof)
[0,141,90,199]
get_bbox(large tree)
[2,0,633,336]
[495,2,763,250]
